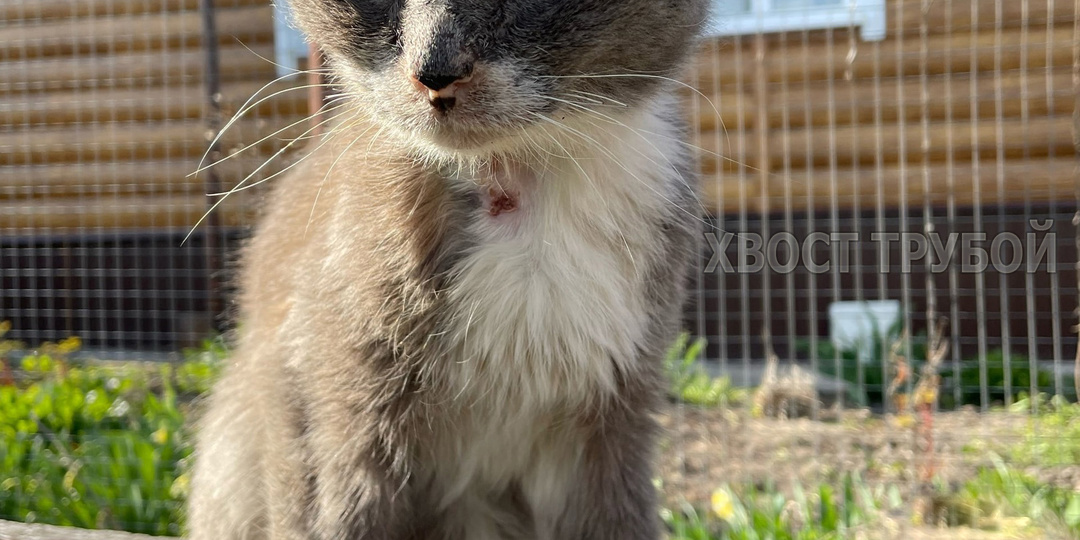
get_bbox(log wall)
[0,0,1075,355]
[689,0,1079,213]
[0,0,309,234]
[3,0,1074,228]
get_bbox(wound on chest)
[477,157,533,220]
[487,187,519,217]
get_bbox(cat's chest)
[440,156,664,410]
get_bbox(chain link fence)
[1,0,1078,538]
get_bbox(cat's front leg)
[301,400,416,540]
[556,397,662,540]
[293,346,421,540]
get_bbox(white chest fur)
[426,102,689,539]
[442,107,683,411]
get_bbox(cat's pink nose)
[410,71,473,113]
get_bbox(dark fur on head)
[287,0,709,156]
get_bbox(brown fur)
[188,0,707,537]
[189,116,697,538]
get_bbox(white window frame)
[707,0,887,42]
[273,0,310,77]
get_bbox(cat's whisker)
[286,106,369,142]
[566,97,812,209]
[194,82,339,177]
[561,91,629,108]
[539,72,733,160]
[205,108,363,197]
[544,93,782,185]
[183,107,360,246]
[525,110,713,230]
[621,124,790,183]
[306,123,377,237]
[557,93,602,106]
[515,125,555,167]
[538,96,712,221]
[508,115,570,162]
[565,90,629,108]
[363,125,390,166]
[189,96,353,177]
[534,125,639,271]
[234,38,334,76]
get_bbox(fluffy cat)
[188,0,709,538]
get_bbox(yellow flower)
[170,473,190,499]
[152,426,169,445]
[893,413,916,429]
[711,489,735,521]
[63,463,82,492]
[58,336,81,354]
[915,386,937,406]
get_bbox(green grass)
[663,474,898,540]
[2,328,1077,539]
[946,457,1080,538]
[663,462,1080,540]
[1002,393,1080,467]
[0,335,223,536]
[801,334,1076,409]
[665,333,747,408]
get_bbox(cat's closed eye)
[287,0,709,154]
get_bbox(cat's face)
[288,0,709,158]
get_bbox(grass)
[798,321,1077,409]
[665,333,748,408]
[662,450,1080,540]
[0,326,224,536]
[1003,393,1080,467]
[2,325,1078,539]
[945,458,1080,538]
[662,474,899,540]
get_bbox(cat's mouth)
[419,122,525,156]
[386,63,556,156]
[411,108,517,154]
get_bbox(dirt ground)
[655,406,1080,539]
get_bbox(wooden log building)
[0,0,308,348]
[0,0,1076,360]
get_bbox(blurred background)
[1,0,1078,538]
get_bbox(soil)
[655,405,1080,540]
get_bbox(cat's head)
[287,0,709,158]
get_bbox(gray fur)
[187,1,707,538]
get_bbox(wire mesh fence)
[0,0,301,353]
[0,0,1078,538]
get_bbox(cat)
[187,0,709,538]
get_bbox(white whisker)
[536,126,639,271]
[183,107,361,246]
[194,82,339,177]
[306,122,378,237]
[564,90,629,108]
[539,95,712,220]
[205,109,364,197]
[525,110,712,230]
[234,38,334,76]
[540,72,732,161]
[189,96,353,177]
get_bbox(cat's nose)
[410,69,473,113]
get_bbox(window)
[708,0,887,41]
[273,1,309,77]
